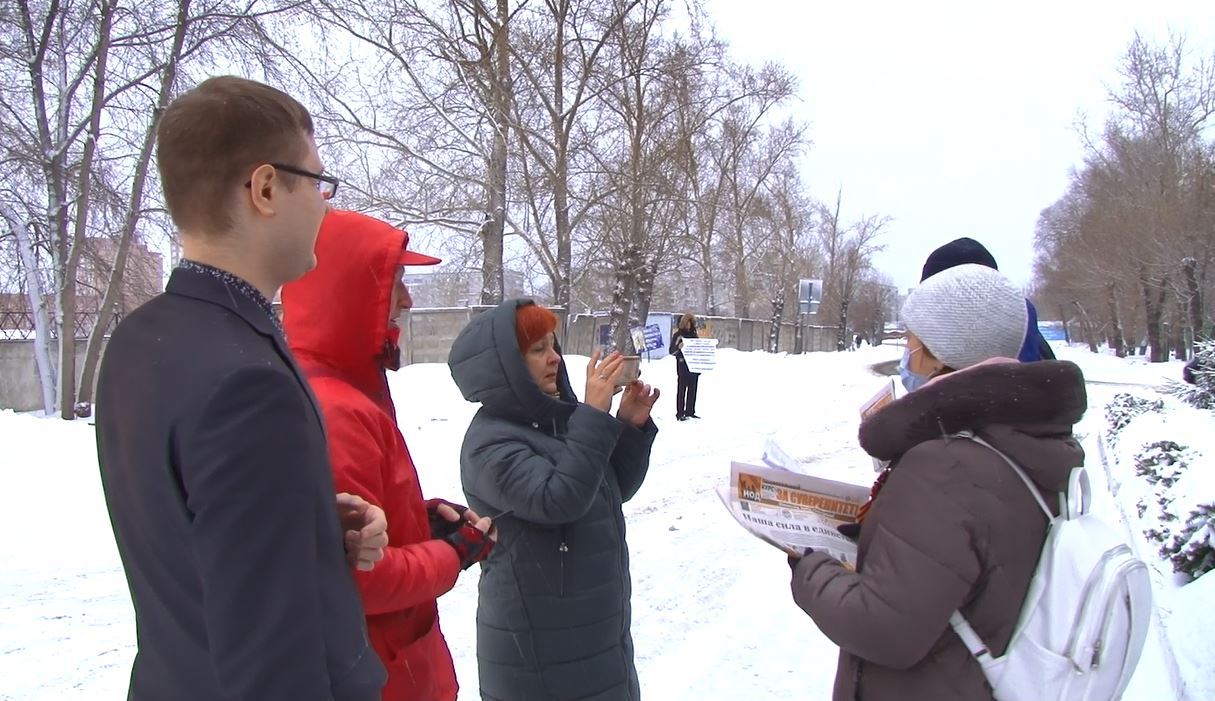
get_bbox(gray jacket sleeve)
[466,404,625,526]
[789,447,980,669]
[610,419,657,502]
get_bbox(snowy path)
[0,345,1190,699]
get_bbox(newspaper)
[719,377,902,565]
[716,460,869,566]
[859,377,903,472]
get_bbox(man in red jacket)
[281,209,496,700]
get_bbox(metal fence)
[0,309,121,340]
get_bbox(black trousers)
[676,361,700,417]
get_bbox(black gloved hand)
[837,522,861,541]
[787,548,813,571]
[426,498,469,540]
[443,523,495,570]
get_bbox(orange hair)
[515,304,558,351]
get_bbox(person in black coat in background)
[670,312,702,420]
[95,76,388,701]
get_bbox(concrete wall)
[400,306,571,364]
[0,309,838,410]
[0,339,102,412]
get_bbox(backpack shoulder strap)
[955,431,1054,520]
[949,611,995,665]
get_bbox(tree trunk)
[54,0,115,418]
[1073,300,1100,353]
[701,236,718,315]
[768,293,784,353]
[5,206,56,414]
[1140,270,1169,363]
[836,299,849,352]
[733,253,749,318]
[1171,299,1187,360]
[78,0,189,407]
[479,0,510,305]
[1106,282,1126,357]
[632,259,656,328]
[553,176,571,309]
[1057,306,1071,344]
[549,5,572,315]
[1182,256,1203,350]
[608,244,640,354]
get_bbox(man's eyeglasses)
[270,163,340,200]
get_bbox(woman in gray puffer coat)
[790,264,1088,701]
[448,299,660,701]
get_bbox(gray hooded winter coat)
[448,299,658,701]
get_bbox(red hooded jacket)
[281,210,460,701]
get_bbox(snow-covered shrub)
[1104,393,1165,445]
[1132,441,1191,549]
[1168,503,1215,580]
[1161,379,1215,411]
[1134,440,1189,487]
[1162,338,1215,411]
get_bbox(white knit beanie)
[901,263,1028,370]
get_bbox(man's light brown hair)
[157,76,314,235]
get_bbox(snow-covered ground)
[0,342,1208,700]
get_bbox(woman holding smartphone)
[447,299,660,701]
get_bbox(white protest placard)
[681,337,717,373]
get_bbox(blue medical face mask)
[899,347,929,392]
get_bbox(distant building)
[76,237,165,315]
[0,237,164,337]
[881,284,901,326]
[892,288,913,327]
[404,269,530,308]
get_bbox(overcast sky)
[705,0,1215,293]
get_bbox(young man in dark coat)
[95,77,388,701]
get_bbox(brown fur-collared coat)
[791,360,1088,701]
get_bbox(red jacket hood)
[282,210,405,408]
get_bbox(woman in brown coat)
[789,264,1088,701]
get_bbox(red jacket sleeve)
[320,390,461,616]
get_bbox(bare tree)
[77,0,194,408]
[718,114,805,318]
[508,0,639,313]
[850,272,896,347]
[2,0,315,415]
[300,0,516,304]
[599,0,680,351]
[759,162,818,351]
[817,189,889,351]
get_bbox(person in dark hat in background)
[919,237,1055,362]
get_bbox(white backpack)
[949,433,1153,701]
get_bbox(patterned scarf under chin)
[854,467,892,524]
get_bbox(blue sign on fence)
[630,324,664,353]
[641,324,664,353]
